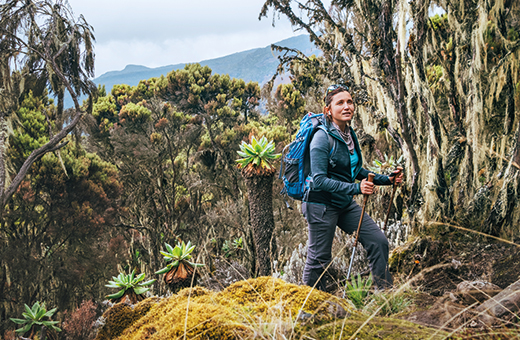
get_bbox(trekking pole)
[382,166,403,232]
[344,173,375,298]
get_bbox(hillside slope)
[94,34,317,92]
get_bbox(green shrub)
[155,240,204,275]
[345,274,373,309]
[366,291,412,316]
[236,136,280,171]
[10,301,61,337]
[105,269,155,303]
[368,154,403,175]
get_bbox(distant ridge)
[94,34,317,93]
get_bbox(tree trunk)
[0,112,7,201]
[244,174,277,277]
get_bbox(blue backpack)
[279,113,334,207]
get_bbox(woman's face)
[325,91,355,127]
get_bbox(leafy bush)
[366,291,412,316]
[236,135,280,171]
[345,274,373,309]
[105,269,155,303]
[155,241,204,275]
[368,154,403,175]
[156,241,204,292]
[10,301,61,337]
[222,237,244,258]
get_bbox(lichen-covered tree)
[237,136,280,276]
[261,0,520,237]
[0,0,96,210]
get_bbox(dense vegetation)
[1,0,519,338]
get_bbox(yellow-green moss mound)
[216,276,348,318]
[96,277,447,340]
[95,297,158,340]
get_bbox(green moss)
[307,316,446,339]
[507,28,519,41]
[176,286,212,298]
[95,298,158,340]
[97,277,446,340]
[115,294,248,340]
[429,14,448,31]
[215,276,349,318]
[389,237,446,275]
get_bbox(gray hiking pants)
[302,200,393,290]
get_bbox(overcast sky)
[67,0,300,77]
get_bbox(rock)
[476,278,520,325]
[296,310,313,323]
[455,280,501,304]
[324,300,349,318]
[403,295,469,329]
[297,300,350,324]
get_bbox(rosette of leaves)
[369,154,403,175]
[232,237,243,250]
[236,136,281,177]
[345,274,373,309]
[10,301,61,339]
[222,237,244,258]
[155,241,204,292]
[105,269,155,304]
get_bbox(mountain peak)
[93,34,317,93]
[121,64,151,73]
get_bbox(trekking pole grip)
[355,173,375,244]
[363,173,375,202]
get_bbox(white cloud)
[67,0,298,76]
[94,29,297,75]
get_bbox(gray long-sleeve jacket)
[304,119,392,209]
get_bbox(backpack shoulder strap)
[316,125,335,156]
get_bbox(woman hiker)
[302,84,403,291]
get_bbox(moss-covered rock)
[96,277,446,339]
[95,297,158,340]
[215,276,348,318]
[389,236,445,274]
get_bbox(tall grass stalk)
[366,291,412,316]
[174,220,520,340]
[427,222,520,248]
[183,251,203,340]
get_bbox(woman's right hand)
[360,178,374,195]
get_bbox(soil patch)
[391,236,520,337]
[390,237,520,296]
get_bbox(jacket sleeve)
[356,167,393,186]
[310,129,362,195]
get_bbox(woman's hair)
[324,85,350,107]
[324,85,351,121]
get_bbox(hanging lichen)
[261,0,520,237]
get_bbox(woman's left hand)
[389,170,404,184]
